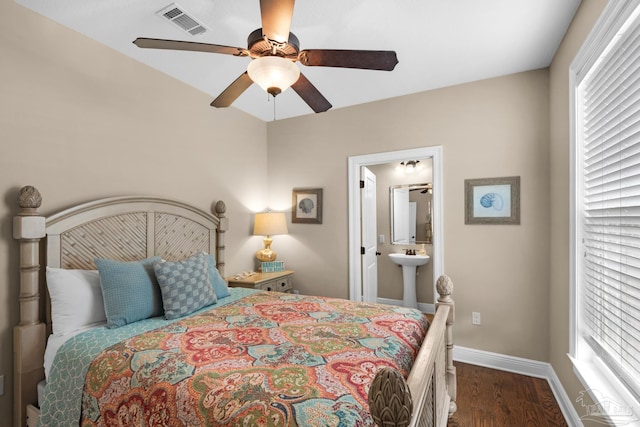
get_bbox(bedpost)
[368,367,413,427]
[214,201,227,277]
[436,275,457,416]
[13,186,46,427]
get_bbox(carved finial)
[214,200,226,216]
[436,275,454,297]
[17,186,42,213]
[368,367,413,427]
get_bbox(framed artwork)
[292,188,323,224]
[464,176,520,224]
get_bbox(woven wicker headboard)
[46,197,227,270]
[12,187,228,427]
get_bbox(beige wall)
[1,2,267,420]
[267,68,552,361]
[549,0,608,423]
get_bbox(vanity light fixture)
[400,160,421,173]
[253,211,288,262]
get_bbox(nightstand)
[227,270,294,293]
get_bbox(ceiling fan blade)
[133,38,247,56]
[291,73,332,113]
[210,72,254,108]
[299,49,398,71]
[259,0,295,43]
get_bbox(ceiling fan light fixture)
[247,56,300,96]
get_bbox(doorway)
[347,146,444,307]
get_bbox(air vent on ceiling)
[156,3,207,36]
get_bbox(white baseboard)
[453,346,582,427]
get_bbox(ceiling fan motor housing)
[247,28,300,59]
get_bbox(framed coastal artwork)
[464,176,520,225]
[292,188,323,224]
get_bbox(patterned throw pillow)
[154,252,217,319]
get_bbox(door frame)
[348,146,444,304]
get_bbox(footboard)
[369,275,456,427]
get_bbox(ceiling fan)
[133,0,398,113]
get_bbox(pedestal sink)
[388,253,430,309]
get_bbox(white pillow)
[45,267,106,336]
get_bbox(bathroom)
[367,158,434,310]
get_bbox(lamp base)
[256,248,277,262]
[256,235,277,262]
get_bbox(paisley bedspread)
[49,289,428,426]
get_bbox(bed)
[12,186,456,427]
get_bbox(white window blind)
[578,5,640,402]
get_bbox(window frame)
[570,0,640,421]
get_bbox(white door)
[361,167,378,303]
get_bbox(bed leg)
[436,275,457,416]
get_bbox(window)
[571,0,640,421]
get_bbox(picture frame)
[292,188,323,224]
[464,176,520,225]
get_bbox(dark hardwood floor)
[447,362,567,427]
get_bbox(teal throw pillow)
[96,256,163,328]
[205,253,230,298]
[154,252,217,320]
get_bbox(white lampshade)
[247,56,300,97]
[253,212,288,236]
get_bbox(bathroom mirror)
[390,183,433,245]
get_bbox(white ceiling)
[16,0,581,122]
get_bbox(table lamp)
[253,212,288,262]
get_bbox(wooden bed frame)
[12,185,456,427]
